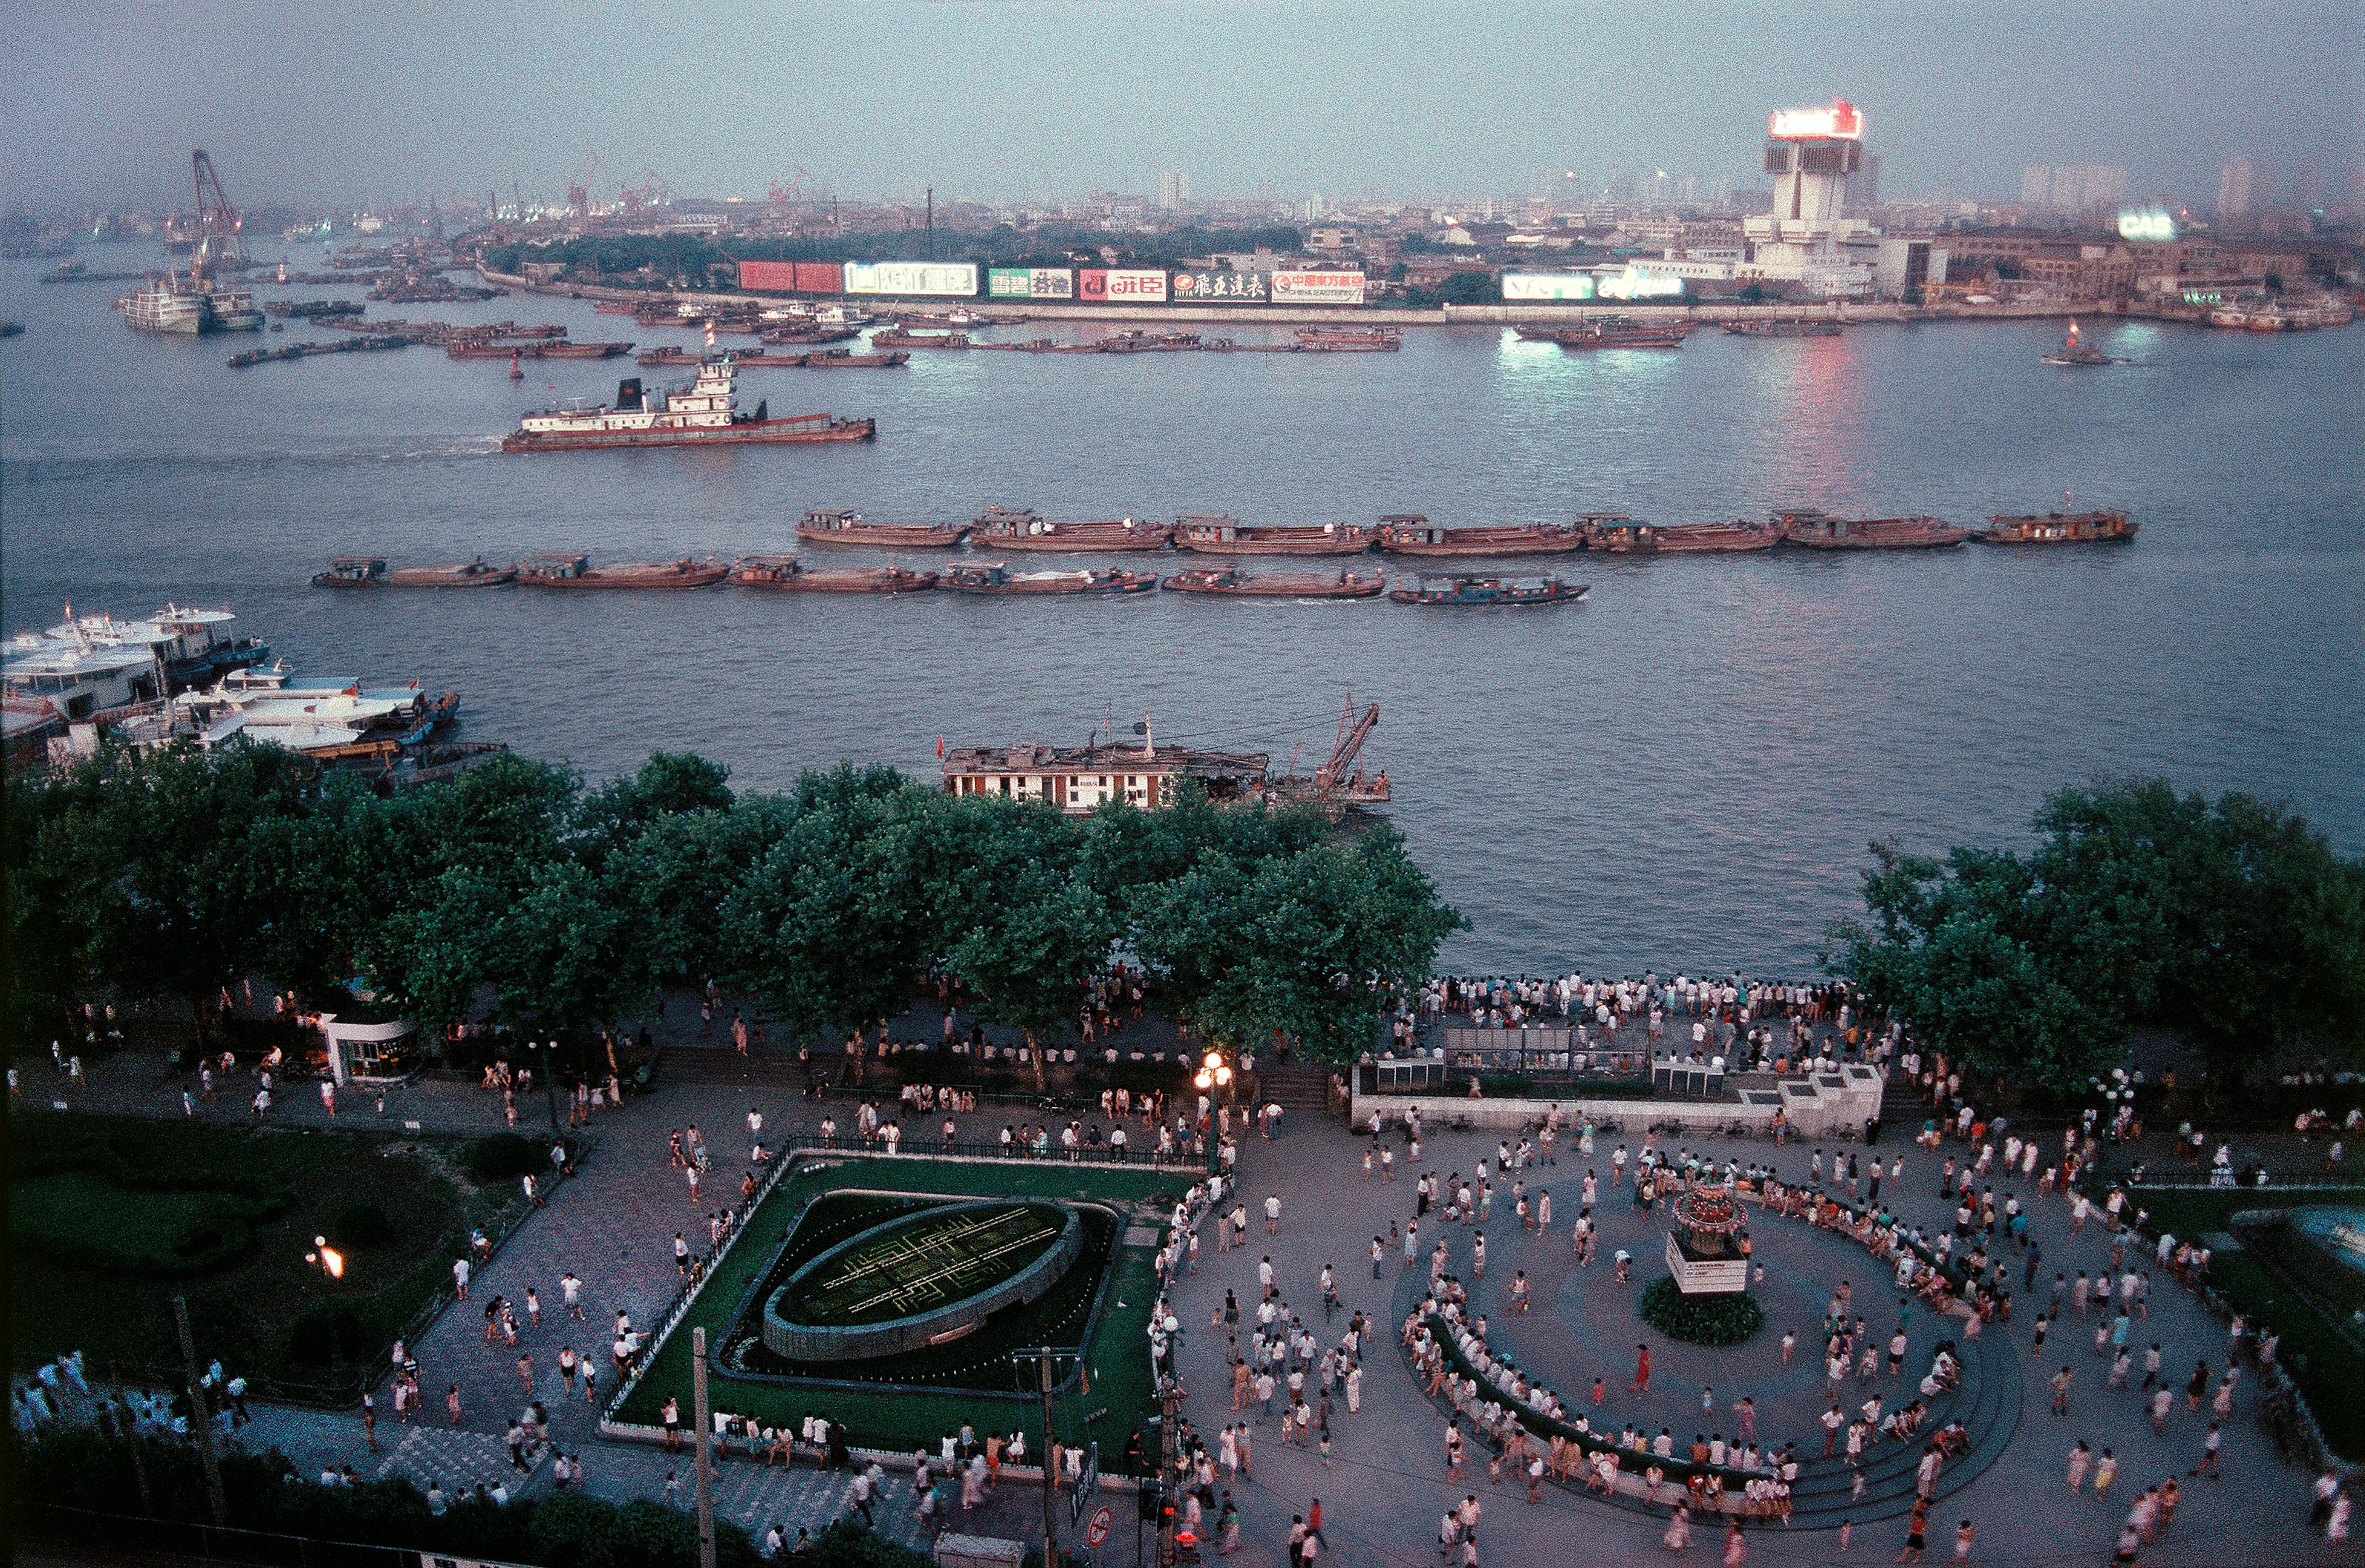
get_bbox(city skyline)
[3,0,2359,214]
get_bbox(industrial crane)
[188,150,243,279]
[1271,695,1389,814]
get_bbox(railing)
[16,1504,487,1568]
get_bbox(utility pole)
[536,1038,563,1140]
[1038,1354,1058,1568]
[1155,1373,1184,1567]
[925,185,935,261]
[692,1328,717,1568]
[172,1297,228,1526]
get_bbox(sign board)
[1768,99,1862,140]
[1086,1508,1113,1548]
[1172,270,1267,302]
[988,267,1075,299]
[736,260,798,293]
[1269,269,1366,304]
[1502,271,1595,301]
[843,261,979,297]
[1598,270,1686,299]
[1102,268,1168,302]
[1070,1441,1101,1524]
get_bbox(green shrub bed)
[1639,1276,1766,1346]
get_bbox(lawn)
[618,1156,1186,1466]
[2125,1184,2365,1460]
[7,1112,532,1404]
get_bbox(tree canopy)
[1827,779,2365,1091]
[7,742,1460,1065]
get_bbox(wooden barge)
[1376,515,1587,557]
[450,339,633,360]
[1773,509,1967,550]
[1969,509,2137,545]
[1171,515,1377,556]
[971,507,1175,552]
[1724,319,1841,338]
[515,554,728,589]
[727,557,936,593]
[1296,328,1401,352]
[872,328,971,349]
[939,564,1157,596]
[1515,320,1689,350]
[1582,519,1779,554]
[1388,574,1588,607]
[1162,567,1386,598]
[311,557,518,588]
[796,508,970,549]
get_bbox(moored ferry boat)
[1969,509,2137,545]
[1171,515,1376,556]
[1582,518,1780,554]
[115,272,264,334]
[940,564,1157,596]
[972,507,1176,551]
[1162,567,1386,598]
[1388,575,1588,607]
[515,554,728,589]
[727,558,936,593]
[4,605,269,719]
[1774,509,1966,550]
[796,508,969,549]
[501,358,875,452]
[1375,515,1587,557]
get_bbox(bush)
[286,1304,368,1368]
[332,1201,396,1250]
[464,1133,544,1184]
[1639,1275,1766,1346]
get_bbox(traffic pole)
[692,1327,716,1568]
[172,1296,228,1526]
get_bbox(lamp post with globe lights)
[1194,1048,1235,1161]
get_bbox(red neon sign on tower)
[1768,100,1863,140]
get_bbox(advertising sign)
[841,261,979,297]
[1172,270,1268,302]
[1502,271,1595,301]
[736,260,796,292]
[1768,99,1862,140]
[1077,269,1107,302]
[1103,268,1168,302]
[791,262,843,294]
[1268,270,1366,305]
[1598,270,1686,299]
[988,267,1075,299]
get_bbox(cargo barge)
[1171,515,1377,556]
[501,360,875,452]
[940,564,1157,596]
[1296,328,1401,352]
[1515,320,1689,350]
[972,507,1175,552]
[872,328,971,349]
[727,558,936,593]
[1582,518,1780,554]
[1388,575,1589,607]
[797,508,969,549]
[451,339,633,360]
[1376,515,1587,557]
[1162,567,1386,599]
[311,557,518,589]
[1774,509,1967,550]
[1969,509,2137,545]
[1723,319,1841,338]
[636,346,907,369]
[516,554,728,589]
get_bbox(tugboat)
[1162,567,1386,599]
[1773,509,1966,551]
[1375,515,1587,557]
[1970,497,2138,545]
[727,557,937,593]
[796,508,969,549]
[501,358,875,451]
[2040,320,2116,366]
[971,507,1176,552]
[1170,515,1376,556]
[940,564,1157,596]
[1388,575,1588,607]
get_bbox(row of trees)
[5,745,1462,1068]
[1827,780,2365,1093]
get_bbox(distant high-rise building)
[1158,170,1188,209]
[2218,157,2256,217]
[1853,155,1882,214]
[2291,163,2327,212]
[2022,166,2053,206]
[2021,165,2127,212]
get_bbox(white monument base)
[1665,1232,1749,1295]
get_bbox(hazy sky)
[4,0,2360,212]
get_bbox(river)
[3,247,2359,974]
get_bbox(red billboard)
[1078,269,1107,302]
[735,260,843,293]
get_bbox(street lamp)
[306,1235,345,1279]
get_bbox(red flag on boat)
[936,736,944,758]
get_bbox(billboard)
[1102,268,1168,302]
[736,260,844,293]
[1269,270,1366,305]
[1598,271,1685,299]
[1078,269,1106,302]
[1502,271,1595,301]
[841,261,979,297]
[1172,270,1269,302]
[1768,99,1862,140]
[988,267,1075,299]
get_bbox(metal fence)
[17,1505,488,1568]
